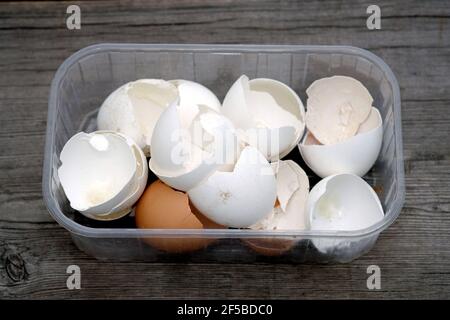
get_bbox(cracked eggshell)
[149,101,240,192]
[57,131,148,220]
[306,173,384,253]
[136,180,222,253]
[106,139,148,218]
[305,76,373,145]
[251,160,310,231]
[222,75,305,161]
[97,79,178,156]
[299,107,382,178]
[245,160,309,256]
[169,79,221,112]
[188,146,277,228]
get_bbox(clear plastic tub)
[42,44,405,263]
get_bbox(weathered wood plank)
[1,0,450,299]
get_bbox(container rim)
[43,43,405,239]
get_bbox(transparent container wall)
[45,45,403,263]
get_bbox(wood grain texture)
[1,0,450,299]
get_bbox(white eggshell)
[149,101,193,174]
[305,76,373,145]
[220,75,254,129]
[251,160,309,230]
[222,75,305,161]
[101,141,148,220]
[249,78,305,122]
[306,173,384,253]
[193,110,241,165]
[244,126,296,161]
[299,107,382,178]
[188,146,277,228]
[149,102,240,192]
[97,79,178,155]
[58,131,148,220]
[169,79,221,112]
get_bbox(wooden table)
[1,0,449,299]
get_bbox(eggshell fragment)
[306,173,384,253]
[135,180,222,253]
[149,101,240,192]
[245,161,309,256]
[169,79,221,112]
[109,143,148,217]
[188,146,277,228]
[251,160,309,231]
[299,107,383,178]
[305,76,373,145]
[244,238,295,256]
[58,131,148,220]
[97,79,178,156]
[222,75,305,161]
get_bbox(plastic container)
[43,44,405,263]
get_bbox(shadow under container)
[43,44,405,263]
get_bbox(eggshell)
[149,101,240,192]
[306,173,384,253]
[221,75,254,130]
[58,131,148,220]
[169,79,221,112]
[104,142,148,219]
[245,160,309,256]
[188,146,277,228]
[244,238,295,256]
[222,75,305,161]
[251,160,309,231]
[135,180,221,253]
[305,76,373,145]
[249,78,304,121]
[97,79,178,155]
[299,107,382,178]
[245,126,297,161]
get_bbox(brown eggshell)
[244,238,295,256]
[135,180,222,253]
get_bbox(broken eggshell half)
[306,173,384,254]
[251,160,310,231]
[188,146,277,228]
[245,160,310,256]
[299,107,383,178]
[57,131,148,221]
[305,76,373,145]
[222,75,305,161]
[97,79,179,156]
[149,100,241,192]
